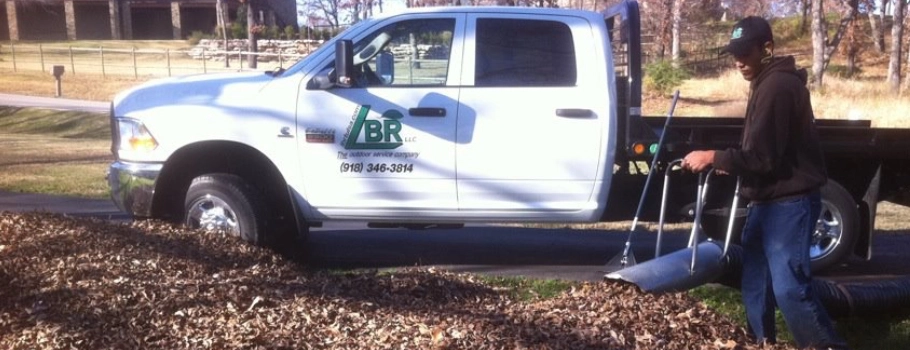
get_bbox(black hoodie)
[713,56,827,202]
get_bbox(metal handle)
[722,177,742,257]
[555,108,593,117]
[655,159,684,258]
[409,107,446,117]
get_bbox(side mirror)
[305,39,355,90]
[376,51,394,85]
[335,39,354,87]
[306,68,336,90]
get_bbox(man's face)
[733,44,764,81]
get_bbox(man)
[681,17,848,349]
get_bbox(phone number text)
[340,162,414,173]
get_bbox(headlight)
[115,118,158,153]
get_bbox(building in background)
[1,0,297,41]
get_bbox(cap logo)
[731,27,743,40]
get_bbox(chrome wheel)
[186,194,240,237]
[811,199,843,261]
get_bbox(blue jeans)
[740,192,847,349]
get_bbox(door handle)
[556,108,593,118]
[409,107,446,117]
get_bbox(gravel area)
[0,212,795,349]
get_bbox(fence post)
[100,46,106,78]
[10,41,16,72]
[69,46,75,75]
[239,51,244,71]
[132,47,138,78]
[39,44,45,73]
[202,48,207,74]
[166,49,171,77]
[278,51,283,68]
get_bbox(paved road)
[0,93,108,113]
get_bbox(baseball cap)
[722,16,773,57]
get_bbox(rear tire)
[811,180,859,272]
[701,180,859,272]
[184,174,269,246]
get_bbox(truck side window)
[475,19,576,87]
[355,18,455,87]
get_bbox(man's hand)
[682,150,716,173]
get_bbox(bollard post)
[51,65,65,97]
[100,46,106,78]
[132,47,138,78]
[11,41,16,72]
[39,44,45,72]
[69,46,75,75]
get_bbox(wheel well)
[151,141,295,228]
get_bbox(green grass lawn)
[0,106,110,198]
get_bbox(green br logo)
[344,105,404,150]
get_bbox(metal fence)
[0,42,308,78]
[0,41,731,80]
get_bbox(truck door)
[297,15,464,216]
[456,14,608,218]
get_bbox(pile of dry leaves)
[0,212,795,349]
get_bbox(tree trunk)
[841,0,860,76]
[671,0,682,65]
[879,0,889,52]
[811,0,826,88]
[247,0,258,69]
[869,0,884,53]
[846,0,861,76]
[216,0,229,67]
[800,0,810,35]
[888,0,905,94]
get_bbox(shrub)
[267,25,280,40]
[231,22,247,39]
[283,25,296,40]
[644,60,690,96]
[186,31,210,46]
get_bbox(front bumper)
[108,161,163,217]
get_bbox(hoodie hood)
[750,55,806,90]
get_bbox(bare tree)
[880,0,889,51]
[800,0,811,34]
[867,0,885,52]
[811,0,826,88]
[888,0,906,93]
[845,0,864,75]
[217,0,230,67]
[309,0,343,29]
[810,0,860,88]
[723,0,774,18]
[245,0,259,69]
[671,0,683,65]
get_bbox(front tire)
[184,174,269,246]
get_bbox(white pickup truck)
[109,1,910,271]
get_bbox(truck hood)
[112,71,274,116]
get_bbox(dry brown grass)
[0,69,149,102]
[645,66,910,129]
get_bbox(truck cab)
[109,6,623,248]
